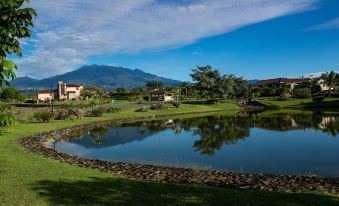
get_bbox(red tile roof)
[67,84,82,87]
[38,89,56,94]
[253,78,307,86]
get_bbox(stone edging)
[18,113,339,194]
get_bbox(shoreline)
[18,112,339,194]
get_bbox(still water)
[55,112,339,177]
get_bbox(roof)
[38,89,56,94]
[67,84,82,87]
[253,78,307,86]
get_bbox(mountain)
[248,79,260,84]
[11,65,181,89]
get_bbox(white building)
[37,81,83,101]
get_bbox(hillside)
[11,65,181,89]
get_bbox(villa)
[37,81,83,101]
[252,78,309,91]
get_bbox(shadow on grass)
[300,100,339,109]
[32,177,339,206]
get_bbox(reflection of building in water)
[318,116,336,129]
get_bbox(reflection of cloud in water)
[55,142,93,157]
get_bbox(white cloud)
[16,0,318,79]
[306,17,339,30]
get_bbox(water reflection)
[75,112,339,155]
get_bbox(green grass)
[259,97,339,109]
[1,101,338,205]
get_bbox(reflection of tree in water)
[85,113,339,154]
[191,116,250,155]
[89,127,109,145]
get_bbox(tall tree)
[0,0,36,89]
[191,65,223,100]
[322,71,338,94]
[145,81,163,89]
[0,0,36,132]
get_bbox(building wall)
[37,93,54,101]
[66,86,83,99]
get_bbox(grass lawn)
[259,97,339,109]
[1,101,338,205]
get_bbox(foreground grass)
[1,102,338,205]
[259,97,339,109]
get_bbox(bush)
[90,108,105,117]
[56,109,69,120]
[33,111,55,123]
[56,108,84,120]
[151,102,165,110]
[312,95,325,102]
[105,107,122,113]
[276,95,289,101]
[135,105,147,112]
[206,99,219,104]
[172,102,181,108]
[68,108,84,119]
[294,88,311,99]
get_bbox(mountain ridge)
[11,65,181,89]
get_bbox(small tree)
[116,87,127,94]
[294,88,311,99]
[146,81,163,89]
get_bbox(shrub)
[276,95,289,101]
[150,102,166,110]
[172,102,181,108]
[90,108,105,117]
[105,107,122,113]
[33,111,55,123]
[206,99,219,104]
[68,108,84,119]
[56,109,69,120]
[312,95,325,102]
[294,88,311,99]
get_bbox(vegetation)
[33,110,55,123]
[0,0,36,88]
[90,107,105,117]
[259,97,339,109]
[0,87,24,101]
[294,88,311,99]
[146,80,164,89]
[190,65,248,102]
[0,105,339,205]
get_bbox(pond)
[54,111,339,177]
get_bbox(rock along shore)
[18,114,339,194]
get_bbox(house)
[37,81,83,101]
[150,88,175,102]
[37,90,56,101]
[253,78,309,91]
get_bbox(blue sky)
[17,0,339,81]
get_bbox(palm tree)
[179,81,190,96]
[322,71,338,95]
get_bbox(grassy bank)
[259,97,339,109]
[1,102,338,205]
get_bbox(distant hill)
[11,65,181,89]
[248,79,260,84]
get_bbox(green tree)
[145,81,163,89]
[190,65,223,101]
[294,88,311,99]
[233,76,249,99]
[116,87,127,94]
[0,87,24,101]
[0,0,36,89]
[322,71,338,95]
